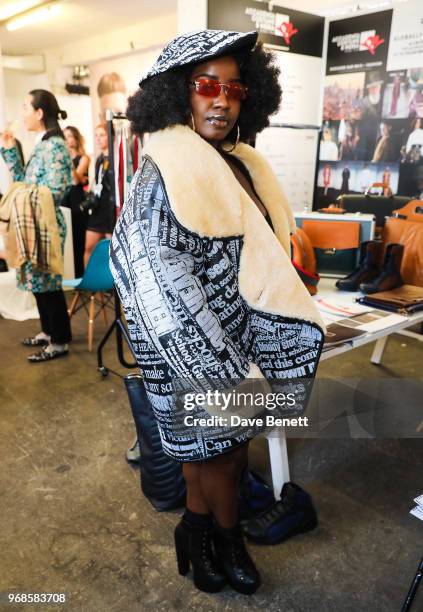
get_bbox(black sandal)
[27,348,69,363]
[22,337,49,347]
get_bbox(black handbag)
[79,191,100,215]
[124,374,186,512]
[123,374,280,516]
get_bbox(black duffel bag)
[338,182,410,228]
[123,374,280,518]
[124,374,186,512]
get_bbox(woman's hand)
[0,130,16,149]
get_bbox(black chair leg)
[401,557,423,612]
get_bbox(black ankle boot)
[214,523,261,595]
[360,243,404,294]
[174,518,226,593]
[336,240,381,291]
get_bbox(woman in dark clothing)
[84,123,114,266]
[111,30,325,595]
[64,126,90,277]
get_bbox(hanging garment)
[0,182,63,276]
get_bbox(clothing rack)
[97,110,137,378]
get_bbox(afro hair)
[127,42,282,143]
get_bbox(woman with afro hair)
[110,30,324,596]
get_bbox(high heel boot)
[360,243,404,294]
[174,518,226,593]
[214,523,261,595]
[336,240,381,291]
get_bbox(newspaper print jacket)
[110,125,326,462]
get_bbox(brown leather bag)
[382,201,423,287]
[302,219,360,275]
[290,228,320,295]
[392,199,423,223]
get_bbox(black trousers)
[71,210,87,278]
[34,290,72,344]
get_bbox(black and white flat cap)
[139,29,258,85]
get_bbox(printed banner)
[316,6,423,216]
[326,10,392,75]
[387,0,423,71]
[208,0,324,57]
[256,127,319,212]
[270,51,323,126]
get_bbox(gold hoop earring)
[225,125,240,153]
[190,112,196,132]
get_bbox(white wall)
[177,0,207,33]
[0,45,7,130]
[46,13,177,66]
[3,68,50,159]
[1,11,178,160]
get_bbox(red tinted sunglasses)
[189,78,248,101]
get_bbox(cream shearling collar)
[143,125,325,330]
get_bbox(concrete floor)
[0,302,422,612]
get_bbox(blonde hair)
[97,72,126,97]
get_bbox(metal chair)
[63,239,114,351]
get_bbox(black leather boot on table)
[335,240,381,291]
[360,243,404,294]
[213,523,261,595]
[174,518,226,593]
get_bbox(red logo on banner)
[362,34,385,55]
[277,21,298,46]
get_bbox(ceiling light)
[6,2,60,31]
[0,0,42,21]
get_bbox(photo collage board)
[316,1,423,209]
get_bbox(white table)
[267,278,423,499]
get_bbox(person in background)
[0,89,73,362]
[340,166,351,194]
[84,123,114,265]
[408,81,423,119]
[372,121,394,163]
[362,71,384,120]
[406,117,423,154]
[319,125,339,161]
[64,126,90,277]
[339,121,360,160]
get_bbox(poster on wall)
[387,0,423,71]
[256,127,319,212]
[270,51,322,126]
[314,7,423,213]
[208,0,324,57]
[326,10,392,75]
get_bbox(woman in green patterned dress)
[0,90,73,362]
